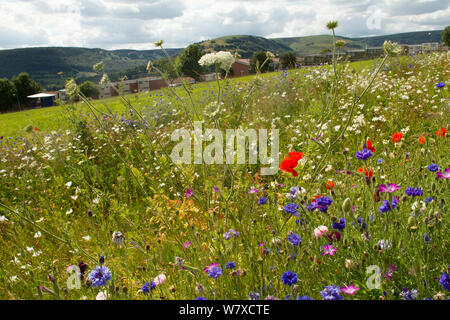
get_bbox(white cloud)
[0,0,447,50]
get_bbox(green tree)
[0,78,17,112]
[250,51,272,74]
[154,57,181,79]
[442,26,450,47]
[179,44,206,81]
[13,72,41,105]
[280,52,297,69]
[79,81,100,98]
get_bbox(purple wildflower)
[281,271,298,286]
[320,285,343,300]
[405,187,423,197]
[355,148,373,161]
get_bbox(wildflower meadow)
[0,24,449,302]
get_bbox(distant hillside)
[196,35,292,58]
[0,30,443,90]
[0,47,181,90]
[272,30,443,54]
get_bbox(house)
[303,54,328,65]
[346,49,367,61]
[27,92,57,108]
[231,59,250,77]
[366,47,384,59]
[200,73,216,82]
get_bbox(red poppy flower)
[325,181,335,189]
[365,170,373,178]
[367,140,375,152]
[357,166,364,173]
[288,151,303,162]
[390,132,403,143]
[280,157,299,177]
[418,135,426,144]
[436,128,447,138]
[280,152,303,177]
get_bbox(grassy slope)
[0,60,373,138]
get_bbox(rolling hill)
[0,47,181,90]
[0,30,443,90]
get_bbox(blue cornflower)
[88,265,112,287]
[332,218,346,230]
[436,82,445,88]
[320,285,343,300]
[377,158,385,164]
[258,197,268,205]
[297,295,314,300]
[356,217,367,230]
[424,234,430,244]
[439,271,450,291]
[288,233,302,246]
[208,266,223,279]
[194,297,208,300]
[355,148,373,161]
[315,196,333,212]
[379,198,399,213]
[405,187,423,197]
[304,202,318,212]
[425,197,433,203]
[284,203,300,216]
[249,292,261,300]
[225,262,236,269]
[400,288,418,300]
[427,164,439,172]
[281,271,298,286]
[142,281,156,293]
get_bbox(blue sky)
[0,0,448,50]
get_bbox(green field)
[0,50,449,300]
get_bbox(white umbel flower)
[199,51,235,71]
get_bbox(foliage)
[13,72,41,105]
[280,52,297,69]
[250,51,273,73]
[179,44,207,81]
[442,26,450,47]
[0,78,16,112]
[79,81,100,98]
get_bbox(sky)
[0,0,448,50]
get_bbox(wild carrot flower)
[281,271,298,286]
[355,148,373,161]
[341,285,360,295]
[88,266,112,287]
[390,132,403,143]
